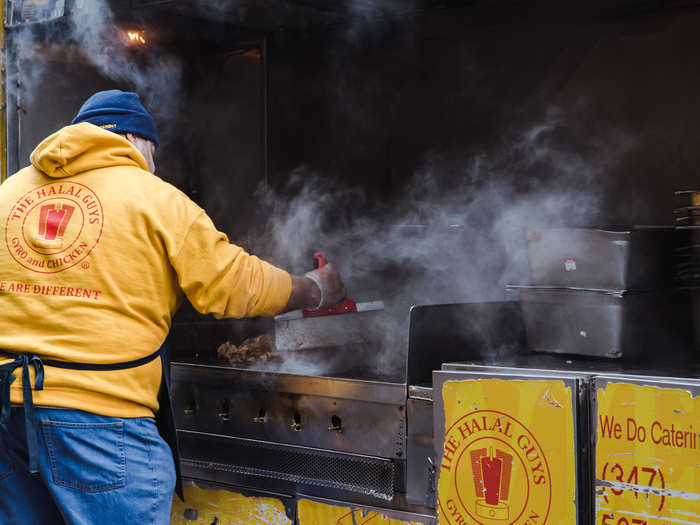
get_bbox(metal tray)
[507,286,693,359]
[525,226,675,290]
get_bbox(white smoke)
[250,108,634,376]
[7,2,638,379]
[66,1,182,133]
[11,0,182,138]
[343,0,418,42]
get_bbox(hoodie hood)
[30,122,149,178]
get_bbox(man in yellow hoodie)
[0,90,345,524]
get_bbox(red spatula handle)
[303,298,357,318]
[314,252,327,268]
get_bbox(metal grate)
[181,435,396,500]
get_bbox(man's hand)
[305,262,346,309]
[282,262,346,312]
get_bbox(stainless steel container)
[507,286,693,359]
[525,227,675,290]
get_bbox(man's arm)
[282,262,346,313]
[169,204,346,318]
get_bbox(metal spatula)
[274,253,385,351]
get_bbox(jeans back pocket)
[41,420,126,493]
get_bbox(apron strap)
[0,345,178,493]
[0,354,45,473]
[0,348,164,371]
[156,341,184,501]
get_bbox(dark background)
[7,0,700,293]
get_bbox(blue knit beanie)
[72,90,158,146]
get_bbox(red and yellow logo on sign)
[4,182,103,273]
[471,446,514,519]
[438,380,576,525]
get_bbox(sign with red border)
[438,379,577,525]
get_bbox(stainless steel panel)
[407,396,436,508]
[172,364,407,459]
[406,302,526,386]
[408,385,433,401]
[442,355,700,379]
[443,362,597,375]
[274,308,386,352]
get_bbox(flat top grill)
[170,306,406,383]
[170,361,407,403]
[171,345,403,384]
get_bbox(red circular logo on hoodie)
[4,182,104,273]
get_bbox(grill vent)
[181,435,396,500]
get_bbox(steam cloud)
[12,0,182,139]
[65,1,182,129]
[343,0,418,42]
[9,2,635,378]
[252,109,633,376]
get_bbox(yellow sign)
[595,382,700,525]
[437,379,577,525]
[170,485,292,525]
[297,498,426,525]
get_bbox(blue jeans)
[0,407,175,525]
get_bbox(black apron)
[0,343,184,501]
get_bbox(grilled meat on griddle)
[217,334,278,365]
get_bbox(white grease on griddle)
[243,355,330,377]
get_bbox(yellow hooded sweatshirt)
[0,123,291,417]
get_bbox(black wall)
[265,5,700,226]
[9,3,700,267]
